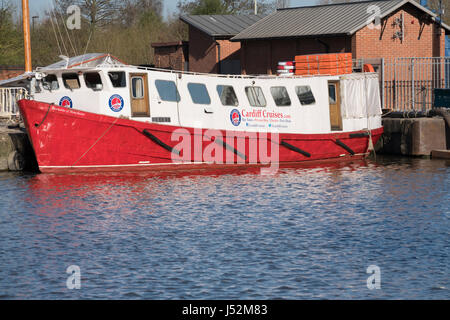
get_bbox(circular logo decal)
[59,96,73,109]
[230,109,241,127]
[109,94,124,112]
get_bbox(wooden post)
[22,0,32,73]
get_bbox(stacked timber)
[294,53,352,76]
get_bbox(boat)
[1,53,383,173]
[0,1,384,173]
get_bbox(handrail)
[0,87,28,118]
[37,63,341,80]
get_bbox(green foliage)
[0,0,276,68]
[423,0,450,25]
[0,1,23,65]
[180,0,229,15]
[178,0,275,15]
[139,9,163,28]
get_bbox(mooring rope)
[49,9,63,57]
[71,117,119,167]
[35,105,53,128]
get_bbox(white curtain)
[340,73,382,118]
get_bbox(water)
[0,156,448,299]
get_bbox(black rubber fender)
[280,140,311,158]
[142,129,180,156]
[8,151,25,171]
[335,139,355,155]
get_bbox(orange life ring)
[363,64,375,72]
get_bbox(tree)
[419,0,450,25]
[78,0,122,29]
[276,0,290,9]
[177,0,275,15]
[0,0,23,65]
[53,0,74,15]
[120,0,163,25]
[54,0,122,30]
[178,0,228,15]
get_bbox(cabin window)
[131,77,144,99]
[108,71,126,88]
[217,85,238,106]
[84,72,103,90]
[187,83,211,105]
[62,73,80,89]
[155,80,180,102]
[245,86,266,107]
[270,86,291,106]
[328,84,336,104]
[295,85,316,105]
[42,74,59,91]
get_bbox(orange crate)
[295,61,351,70]
[295,53,351,63]
[294,53,352,75]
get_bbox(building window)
[84,72,103,90]
[42,74,59,90]
[217,85,238,106]
[132,77,144,99]
[245,86,266,107]
[62,73,80,89]
[155,79,180,102]
[270,86,291,106]
[108,71,126,88]
[295,85,316,105]
[187,83,211,104]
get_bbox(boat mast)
[22,0,32,72]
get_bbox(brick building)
[179,14,265,74]
[231,0,449,75]
[0,66,25,81]
[152,41,189,71]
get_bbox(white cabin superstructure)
[2,54,382,135]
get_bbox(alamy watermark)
[66,5,81,30]
[366,5,381,30]
[366,265,381,290]
[170,129,280,175]
[66,265,81,290]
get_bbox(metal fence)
[0,87,27,118]
[383,57,450,111]
[355,57,450,111]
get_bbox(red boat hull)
[18,100,383,173]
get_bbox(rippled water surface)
[0,156,448,299]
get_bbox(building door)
[221,60,241,75]
[328,81,342,131]
[129,73,149,117]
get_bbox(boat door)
[328,80,342,131]
[129,73,150,117]
[177,78,215,128]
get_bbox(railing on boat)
[0,87,28,118]
[36,63,339,80]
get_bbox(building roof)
[151,41,188,48]
[231,0,450,41]
[180,14,266,38]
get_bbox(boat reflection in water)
[25,158,373,218]
[4,156,449,299]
